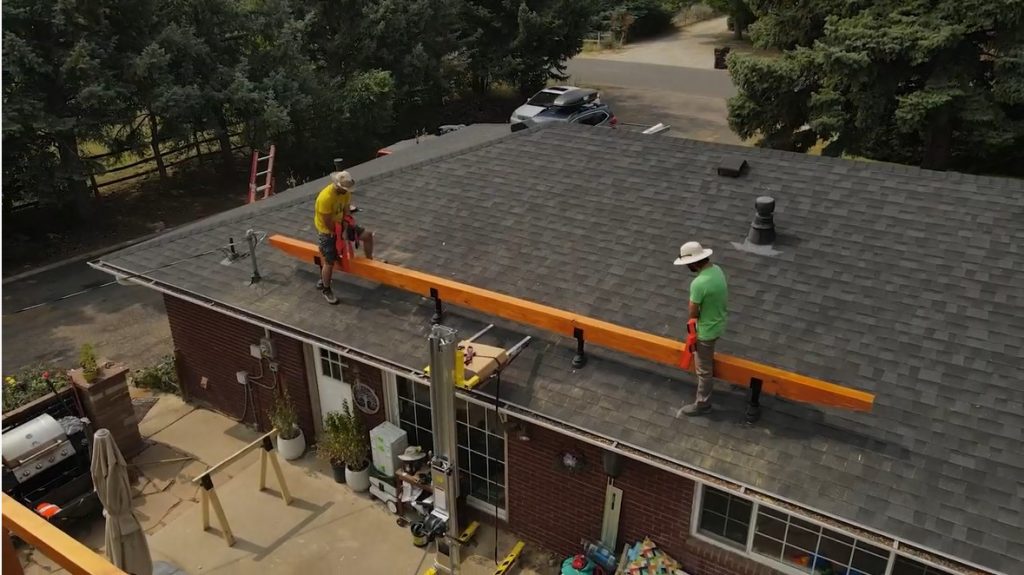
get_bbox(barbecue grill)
[2,413,101,527]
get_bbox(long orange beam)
[270,235,874,411]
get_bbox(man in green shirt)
[673,241,728,416]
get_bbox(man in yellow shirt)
[314,171,374,304]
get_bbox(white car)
[509,86,597,123]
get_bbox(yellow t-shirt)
[313,184,351,235]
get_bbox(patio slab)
[148,454,555,575]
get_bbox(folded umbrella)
[91,429,153,575]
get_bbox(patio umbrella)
[91,429,153,575]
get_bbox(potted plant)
[79,344,100,383]
[317,411,347,483]
[338,400,371,492]
[269,388,305,460]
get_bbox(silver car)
[510,88,617,130]
[510,86,592,123]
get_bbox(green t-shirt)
[689,264,728,341]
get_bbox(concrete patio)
[21,393,556,575]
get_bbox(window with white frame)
[752,505,888,574]
[319,348,344,380]
[696,486,958,575]
[395,377,506,510]
[698,486,753,546]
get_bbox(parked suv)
[509,85,581,123]
[510,88,617,129]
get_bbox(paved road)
[566,58,741,144]
[566,58,737,99]
[2,261,172,374]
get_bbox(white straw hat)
[673,241,713,266]
[398,445,426,461]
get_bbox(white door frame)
[313,345,354,426]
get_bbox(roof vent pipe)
[747,196,776,245]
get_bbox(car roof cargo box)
[552,88,599,108]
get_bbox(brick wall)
[507,421,607,554]
[506,421,780,575]
[164,296,316,441]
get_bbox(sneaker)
[679,402,712,417]
[321,287,339,305]
[315,280,324,290]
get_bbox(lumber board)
[270,235,873,411]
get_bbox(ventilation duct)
[746,196,776,245]
[717,157,748,178]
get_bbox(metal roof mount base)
[572,327,587,368]
[246,229,261,285]
[745,378,763,424]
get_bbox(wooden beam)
[193,429,278,484]
[3,527,25,575]
[206,488,235,546]
[270,235,874,412]
[2,494,126,575]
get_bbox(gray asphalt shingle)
[96,124,1024,573]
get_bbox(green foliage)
[269,388,301,440]
[337,400,370,472]
[132,356,179,394]
[706,0,755,38]
[3,367,70,413]
[728,0,1024,173]
[2,0,156,220]
[598,0,677,44]
[316,410,347,464]
[3,0,601,218]
[79,344,99,383]
[459,0,598,95]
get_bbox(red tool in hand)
[679,318,698,370]
[333,213,358,272]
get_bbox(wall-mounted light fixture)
[557,450,586,474]
[508,420,531,441]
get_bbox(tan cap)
[330,171,354,192]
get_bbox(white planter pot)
[277,429,306,461]
[345,464,370,492]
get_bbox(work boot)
[679,401,712,417]
[321,286,339,305]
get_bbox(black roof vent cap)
[717,157,748,177]
[746,196,776,245]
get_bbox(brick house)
[92,124,1023,575]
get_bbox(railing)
[2,493,127,575]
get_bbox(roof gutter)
[89,260,1005,575]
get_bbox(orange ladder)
[247,145,276,204]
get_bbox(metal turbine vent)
[747,196,776,245]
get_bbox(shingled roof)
[94,124,1024,573]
